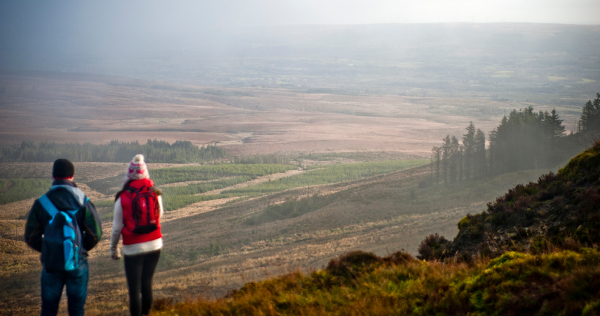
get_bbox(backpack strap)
[124,186,137,193]
[125,185,148,194]
[39,194,60,217]
[38,194,80,217]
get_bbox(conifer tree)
[550,109,564,137]
[442,135,451,184]
[458,146,464,181]
[432,146,442,184]
[488,130,497,175]
[449,136,460,183]
[474,129,486,178]
[462,122,476,179]
[580,93,600,132]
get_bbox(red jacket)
[120,179,162,245]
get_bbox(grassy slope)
[157,164,549,271]
[155,249,600,316]
[0,160,566,315]
[154,145,600,315]
[0,178,52,204]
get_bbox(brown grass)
[0,73,507,158]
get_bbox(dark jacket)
[24,179,102,254]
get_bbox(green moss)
[558,142,600,182]
[486,252,527,268]
[582,300,600,315]
[458,217,471,231]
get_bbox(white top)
[110,196,164,256]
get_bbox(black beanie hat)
[53,159,75,178]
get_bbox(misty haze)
[1,1,600,315]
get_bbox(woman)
[110,154,163,316]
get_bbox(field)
[0,66,592,315]
[1,71,589,158]
[0,155,562,315]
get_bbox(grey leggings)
[124,250,160,316]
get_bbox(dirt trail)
[161,169,305,222]
[199,169,305,195]
[161,197,241,222]
[160,177,237,188]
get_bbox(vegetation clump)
[326,250,384,278]
[416,233,449,261]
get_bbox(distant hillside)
[5,24,599,98]
[422,140,600,262]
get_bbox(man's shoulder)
[29,197,43,214]
[45,185,88,211]
[48,185,86,201]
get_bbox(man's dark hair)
[53,159,75,178]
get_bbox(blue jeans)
[41,260,88,316]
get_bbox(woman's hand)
[110,247,122,260]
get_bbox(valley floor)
[0,160,557,315]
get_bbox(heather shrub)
[153,249,600,316]
[326,250,382,278]
[417,233,449,261]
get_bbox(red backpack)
[124,185,160,234]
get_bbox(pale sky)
[1,0,599,32]
[212,0,600,25]
[1,0,599,70]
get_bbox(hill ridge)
[424,140,600,262]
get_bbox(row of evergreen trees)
[431,122,487,184]
[431,94,599,184]
[579,93,600,132]
[489,107,565,174]
[0,139,226,163]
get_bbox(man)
[24,159,102,316]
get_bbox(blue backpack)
[39,190,87,273]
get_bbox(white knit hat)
[125,154,149,182]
